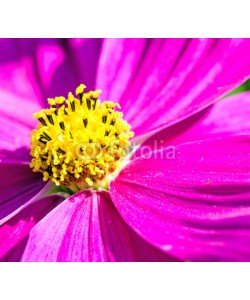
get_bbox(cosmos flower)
[0,38,250,262]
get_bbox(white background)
[0,0,249,37]
[1,263,250,299]
[0,0,250,299]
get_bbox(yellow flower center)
[30,84,134,191]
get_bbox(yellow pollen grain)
[30,84,134,190]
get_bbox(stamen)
[38,138,47,144]
[86,98,91,110]
[70,101,75,112]
[59,122,65,130]
[30,84,134,191]
[47,115,54,125]
[102,116,107,124]
[83,118,88,128]
[57,148,66,155]
[38,117,47,126]
[92,99,97,110]
[41,132,52,141]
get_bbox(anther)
[57,148,66,155]
[41,132,52,141]
[102,116,107,124]
[47,115,54,125]
[83,118,88,128]
[38,138,47,144]
[59,122,65,130]
[70,101,75,112]
[38,117,47,126]
[92,99,97,110]
[86,98,91,110]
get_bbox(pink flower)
[0,38,250,261]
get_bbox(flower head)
[0,38,250,262]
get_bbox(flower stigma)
[30,84,134,192]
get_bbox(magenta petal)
[97,192,176,262]
[0,160,45,220]
[142,91,250,148]
[0,38,85,105]
[97,39,250,136]
[0,195,62,261]
[35,39,82,98]
[69,38,103,90]
[0,39,98,103]
[110,136,250,261]
[96,38,148,101]
[22,191,174,262]
[2,237,29,262]
[0,39,46,105]
[35,39,103,98]
[0,89,42,154]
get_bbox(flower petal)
[97,192,176,262]
[97,38,250,136]
[22,191,174,262]
[0,39,45,105]
[0,195,63,261]
[96,38,148,101]
[69,38,103,90]
[0,39,102,102]
[0,159,45,221]
[0,88,42,154]
[141,91,250,148]
[35,39,103,98]
[110,136,250,261]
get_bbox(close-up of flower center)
[30,84,134,192]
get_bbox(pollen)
[30,84,134,191]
